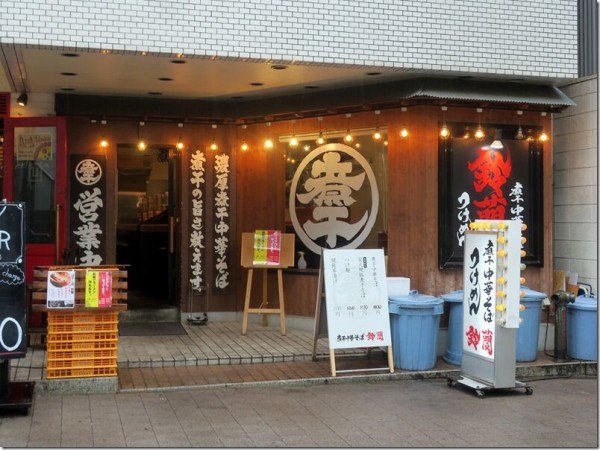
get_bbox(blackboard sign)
[0,203,27,359]
[438,123,543,268]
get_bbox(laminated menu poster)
[322,249,391,349]
[253,230,281,265]
[47,270,76,308]
[85,271,113,307]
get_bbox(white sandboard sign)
[322,248,391,349]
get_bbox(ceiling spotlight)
[16,92,28,106]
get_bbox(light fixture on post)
[289,120,298,148]
[539,112,549,142]
[240,124,249,152]
[439,106,450,139]
[515,110,525,140]
[176,123,184,150]
[264,122,274,149]
[137,121,146,151]
[474,108,485,140]
[344,113,353,143]
[400,107,409,138]
[210,124,219,151]
[17,92,28,107]
[372,110,382,141]
[316,117,326,145]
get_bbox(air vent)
[0,93,9,117]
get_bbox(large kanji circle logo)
[75,159,102,186]
[289,143,379,254]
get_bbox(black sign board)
[70,155,107,265]
[438,123,543,269]
[0,203,27,359]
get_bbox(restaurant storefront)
[0,78,573,329]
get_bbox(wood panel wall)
[65,104,554,319]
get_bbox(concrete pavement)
[0,376,597,447]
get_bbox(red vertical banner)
[98,271,112,307]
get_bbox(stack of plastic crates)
[46,311,119,379]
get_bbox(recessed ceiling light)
[158,77,173,81]
[171,59,186,64]
[271,64,287,70]
[61,52,80,58]
[250,82,264,86]
[148,92,162,95]
[60,72,77,76]
[304,85,319,89]
[60,87,76,91]
[366,72,381,76]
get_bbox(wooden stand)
[240,233,294,335]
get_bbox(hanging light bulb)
[99,137,108,149]
[209,124,219,151]
[400,107,409,138]
[289,119,298,148]
[240,141,249,152]
[137,121,146,151]
[439,106,450,139]
[176,123,184,150]
[474,108,485,140]
[264,122,274,149]
[316,117,326,145]
[344,113,353,143]
[515,110,524,140]
[539,112,549,142]
[372,110,382,141]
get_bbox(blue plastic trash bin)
[388,291,444,370]
[440,290,463,365]
[516,287,547,362]
[567,295,597,361]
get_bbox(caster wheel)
[447,379,454,387]
[525,387,533,395]
[475,390,485,399]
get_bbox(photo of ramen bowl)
[49,271,71,288]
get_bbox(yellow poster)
[85,271,99,307]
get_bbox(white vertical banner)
[463,231,497,360]
[322,249,391,350]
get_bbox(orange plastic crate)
[46,339,118,352]
[47,321,118,334]
[47,348,117,361]
[46,330,119,343]
[48,312,118,325]
[47,356,116,370]
[46,366,117,379]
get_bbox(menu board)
[253,230,281,265]
[85,270,113,307]
[0,203,27,358]
[47,270,76,308]
[322,248,391,350]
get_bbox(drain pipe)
[550,290,576,361]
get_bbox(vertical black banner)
[0,203,26,358]
[70,155,107,265]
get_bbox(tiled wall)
[0,0,578,79]
[553,76,598,294]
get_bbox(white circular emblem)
[75,159,102,186]
[289,143,379,254]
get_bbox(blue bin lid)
[521,286,547,302]
[567,294,597,311]
[389,290,444,308]
[440,290,463,303]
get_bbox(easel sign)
[322,248,394,376]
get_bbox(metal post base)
[447,373,533,399]
[0,381,35,415]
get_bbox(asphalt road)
[0,376,597,448]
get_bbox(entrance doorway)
[116,145,180,313]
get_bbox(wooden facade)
[64,104,553,321]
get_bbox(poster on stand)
[322,248,391,350]
[85,270,113,308]
[47,270,76,308]
[253,230,281,265]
